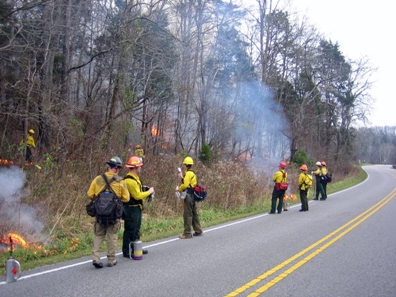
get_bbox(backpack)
[304,173,313,189]
[95,174,124,225]
[325,172,332,183]
[187,170,207,202]
[193,184,207,202]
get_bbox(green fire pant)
[183,194,202,235]
[300,189,308,211]
[122,205,142,255]
[271,186,286,213]
[315,179,325,199]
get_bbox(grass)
[0,166,368,276]
[326,165,368,195]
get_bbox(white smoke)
[0,166,44,236]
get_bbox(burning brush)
[283,194,297,201]
[0,233,28,249]
[0,158,14,167]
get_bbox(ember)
[0,158,14,166]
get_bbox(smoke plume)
[0,166,44,239]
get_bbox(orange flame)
[151,126,159,136]
[284,194,297,201]
[8,233,28,248]
[1,233,81,256]
[0,158,14,166]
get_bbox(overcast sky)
[292,0,395,127]
[240,0,394,127]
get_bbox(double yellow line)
[225,186,396,297]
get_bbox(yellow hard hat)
[183,156,194,165]
[29,129,35,134]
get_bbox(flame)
[0,233,80,256]
[7,233,28,248]
[284,194,297,201]
[0,158,14,166]
[151,126,160,136]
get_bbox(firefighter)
[176,156,203,238]
[320,161,328,200]
[87,156,130,268]
[134,144,145,159]
[313,161,326,200]
[298,164,310,211]
[122,156,154,258]
[20,129,36,163]
[269,162,288,214]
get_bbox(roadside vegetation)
[0,158,367,275]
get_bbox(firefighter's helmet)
[279,162,287,169]
[315,161,322,166]
[321,161,326,166]
[125,156,143,168]
[300,164,308,171]
[29,129,35,134]
[183,156,194,165]
[135,144,141,149]
[106,156,123,169]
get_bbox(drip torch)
[5,236,21,283]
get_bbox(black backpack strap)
[101,174,117,195]
[123,175,143,206]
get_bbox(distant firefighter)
[134,144,145,158]
[20,129,36,163]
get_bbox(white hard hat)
[315,161,322,166]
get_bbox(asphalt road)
[1,165,396,297]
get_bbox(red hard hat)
[279,162,287,169]
[321,161,326,166]
[300,164,308,171]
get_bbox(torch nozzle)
[9,236,13,256]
